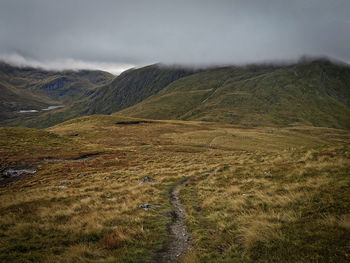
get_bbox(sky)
[0,0,349,74]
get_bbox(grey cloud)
[0,53,134,75]
[0,0,349,72]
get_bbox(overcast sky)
[0,0,349,74]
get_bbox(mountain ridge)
[119,59,350,129]
[1,58,350,130]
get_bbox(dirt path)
[156,178,192,262]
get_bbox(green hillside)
[1,59,350,130]
[120,59,350,130]
[78,64,195,115]
[1,64,195,128]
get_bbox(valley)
[2,1,349,262]
[1,58,350,262]
[0,62,114,128]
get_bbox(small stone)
[138,203,160,210]
[264,170,271,175]
[139,176,156,184]
[77,174,86,178]
[59,185,67,190]
[139,204,152,210]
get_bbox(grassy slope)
[0,127,92,171]
[120,60,350,130]
[0,115,349,262]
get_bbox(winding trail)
[156,178,192,262]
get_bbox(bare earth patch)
[156,178,192,262]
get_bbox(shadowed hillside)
[0,63,114,127]
[80,64,196,115]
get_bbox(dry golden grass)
[0,115,349,262]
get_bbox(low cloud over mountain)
[0,0,349,72]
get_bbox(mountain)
[79,64,195,115]
[1,61,349,262]
[1,59,350,130]
[0,62,114,127]
[0,64,196,128]
[119,59,350,129]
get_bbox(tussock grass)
[0,115,349,262]
[181,145,350,262]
